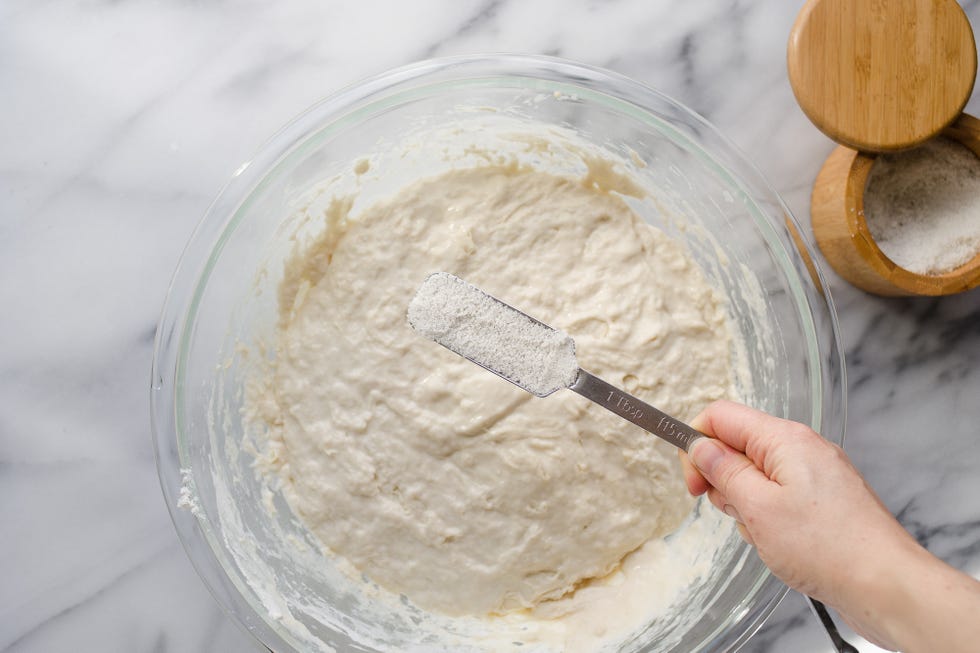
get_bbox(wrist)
[830,529,925,648]
[853,538,980,653]
[862,541,934,648]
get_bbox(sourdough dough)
[254,164,735,617]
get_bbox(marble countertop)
[3,1,979,651]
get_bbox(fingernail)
[723,504,743,523]
[689,438,724,476]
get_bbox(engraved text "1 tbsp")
[606,390,643,419]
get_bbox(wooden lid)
[788,0,977,152]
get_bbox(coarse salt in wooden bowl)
[811,113,980,296]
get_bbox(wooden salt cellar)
[788,0,980,296]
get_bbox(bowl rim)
[150,52,846,653]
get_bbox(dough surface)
[254,165,735,616]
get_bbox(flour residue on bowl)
[244,152,742,650]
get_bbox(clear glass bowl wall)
[151,55,845,653]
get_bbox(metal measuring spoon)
[407,272,705,452]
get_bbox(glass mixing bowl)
[151,54,845,652]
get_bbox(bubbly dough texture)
[256,165,735,617]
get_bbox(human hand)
[678,400,921,649]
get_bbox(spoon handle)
[570,369,706,452]
[807,597,859,653]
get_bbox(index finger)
[692,400,813,473]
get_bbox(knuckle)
[828,442,849,461]
[716,457,753,495]
[784,422,819,441]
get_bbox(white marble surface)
[2,1,979,651]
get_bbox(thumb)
[688,437,771,507]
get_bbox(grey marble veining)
[2,1,979,652]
